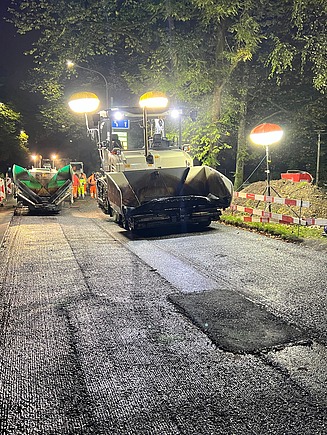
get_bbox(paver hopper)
[97,146,233,230]
[12,164,72,213]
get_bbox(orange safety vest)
[72,174,80,186]
[88,173,96,185]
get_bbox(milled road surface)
[0,197,327,434]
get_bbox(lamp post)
[139,91,169,157]
[315,129,326,186]
[51,154,57,169]
[250,123,283,210]
[31,154,37,167]
[31,154,42,168]
[67,60,109,111]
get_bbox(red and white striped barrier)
[233,191,310,208]
[0,178,5,204]
[242,215,327,226]
[6,177,12,195]
[304,218,327,226]
[230,204,308,225]
[231,193,327,226]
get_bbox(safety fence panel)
[6,176,13,195]
[0,178,5,204]
[230,204,308,225]
[231,192,327,226]
[233,191,310,208]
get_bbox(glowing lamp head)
[250,123,283,146]
[66,60,75,68]
[112,110,124,121]
[68,92,100,113]
[170,109,182,119]
[139,91,168,109]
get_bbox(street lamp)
[31,154,42,168]
[67,60,109,111]
[51,154,57,169]
[250,123,283,208]
[139,91,168,157]
[31,154,37,167]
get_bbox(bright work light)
[249,123,284,210]
[68,92,100,113]
[250,123,283,146]
[139,91,168,109]
[139,91,168,156]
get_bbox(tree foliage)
[267,0,327,93]
[6,0,327,183]
[0,102,29,172]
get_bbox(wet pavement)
[0,197,327,434]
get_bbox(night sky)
[0,0,42,143]
[0,2,63,158]
[0,1,34,96]
[0,2,103,170]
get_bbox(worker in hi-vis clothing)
[72,173,80,199]
[87,173,97,198]
[81,172,87,195]
[78,173,86,198]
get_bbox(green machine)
[12,164,72,213]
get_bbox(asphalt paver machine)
[12,164,72,213]
[95,111,233,231]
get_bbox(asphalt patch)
[168,289,308,354]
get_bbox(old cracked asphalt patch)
[168,289,309,354]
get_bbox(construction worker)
[87,173,97,198]
[72,172,80,199]
[78,173,86,198]
[81,172,87,198]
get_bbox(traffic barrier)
[6,176,12,195]
[231,192,327,226]
[281,171,313,183]
[233,191,310,208]
[0,178,5,204]
[230,204,308,225]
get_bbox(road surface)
[0,197,327,434]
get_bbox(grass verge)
[220,213,327,243]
